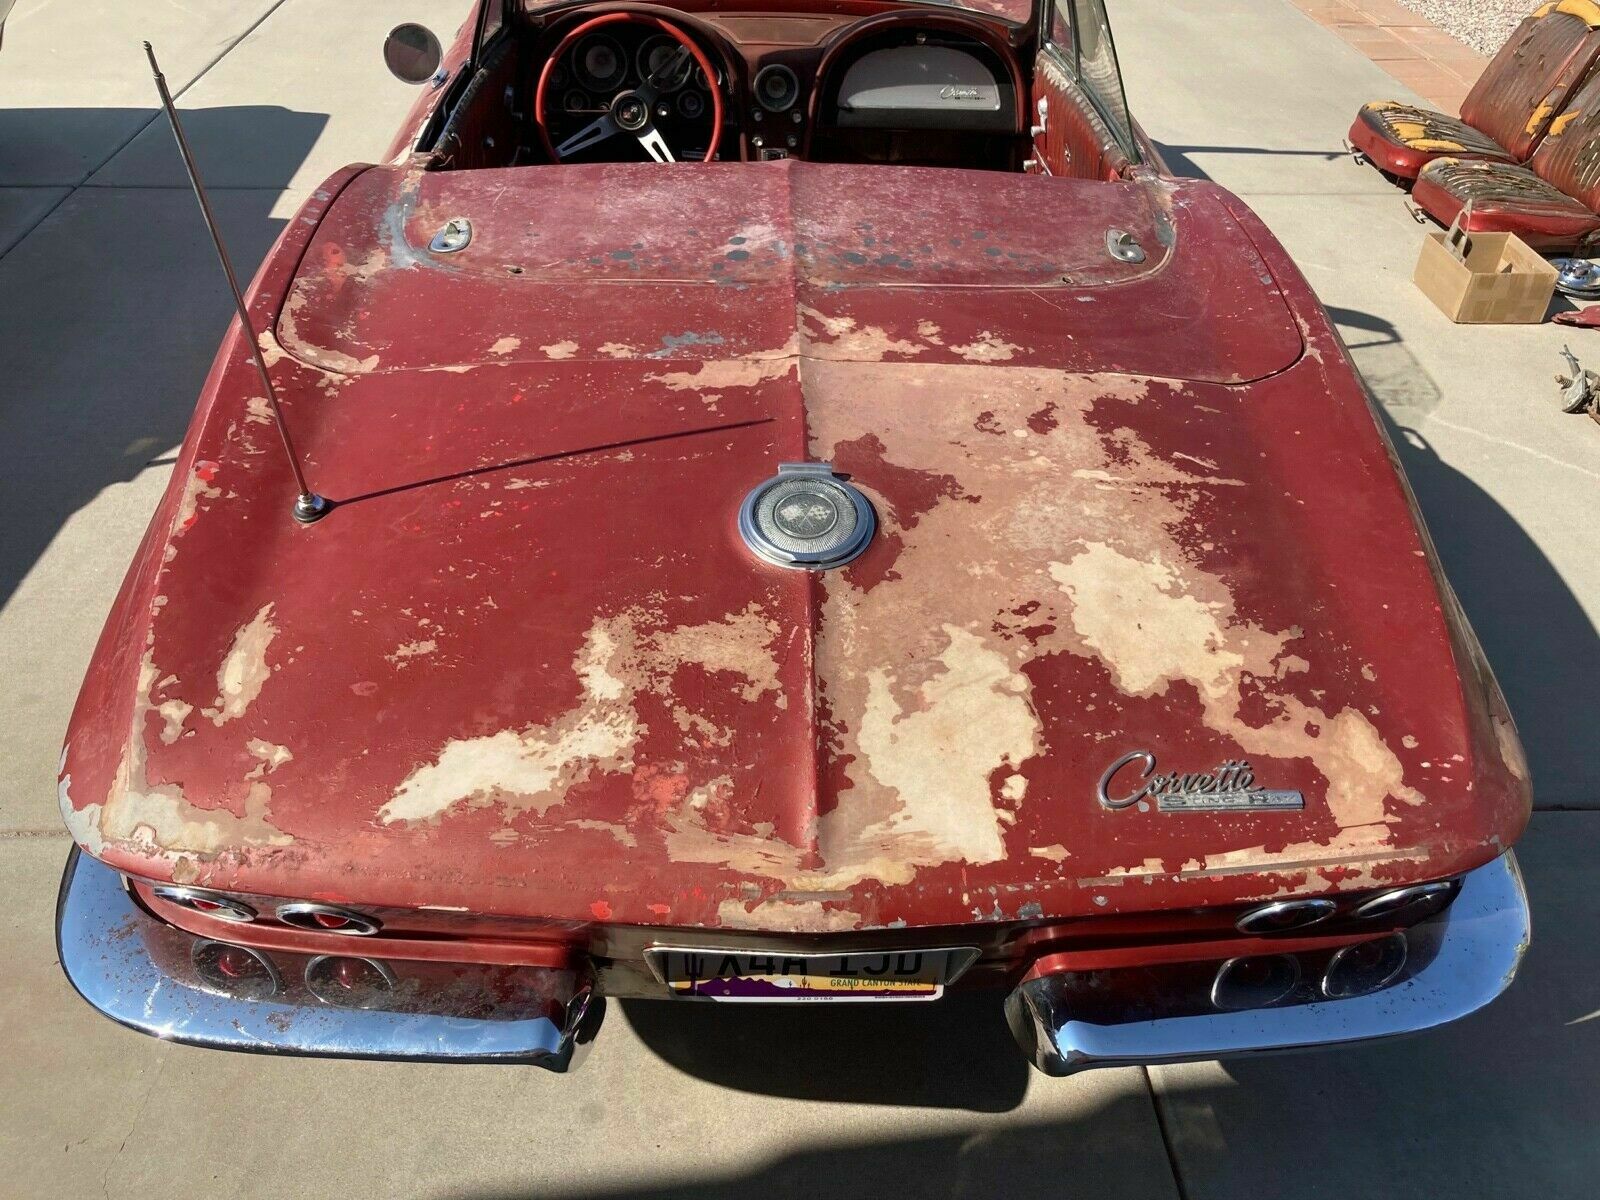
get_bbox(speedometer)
[636,35,695,91]
[572,33,627,93]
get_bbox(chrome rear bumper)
[55,848,603,1068]
[1006,852,1530,1075]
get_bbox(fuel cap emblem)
[739,463,875,570]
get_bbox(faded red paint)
[56,17,1528,967]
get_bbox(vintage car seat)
[1410,64,1600,251]
[1348,1,1600,180]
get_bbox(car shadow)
[1146,810,1599,1200]
[1147,140,1348,181]
[1324,305,1600,804]
[619,989,1032,1112]
[450,1085,1177,1200]
[0,104,325,614]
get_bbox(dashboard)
[526,6,1025,168]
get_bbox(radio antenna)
[144,41,328,524]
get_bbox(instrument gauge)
[636,35,695,92]
[677,90,706,120]
[572,33,627,93]
[753,64,800,113]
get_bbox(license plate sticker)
[647,948,976,1002]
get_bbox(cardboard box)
[1414,217,1557,324]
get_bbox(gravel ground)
[1395,0,1528,57]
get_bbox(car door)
[1028,0,1139,180]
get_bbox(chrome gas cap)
[739,463,875,570]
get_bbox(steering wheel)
[535,13,723,163]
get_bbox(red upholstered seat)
[1412,158,1600,250]
[1349,2,1600,179]
[1411,61,1600,251]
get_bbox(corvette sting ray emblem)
[1097,751,1306,813]
[738,462,875,570]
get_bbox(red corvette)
[56,0,1531,1074]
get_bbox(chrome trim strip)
[1006,852,1530,1075]
[55,849,601,1070]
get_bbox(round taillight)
[305,955,397,1009]
[152,886,256,923]
[1211,954,1301,1011]
[1322,934,1408,999]
[1352,881,1457,924]
[276,902,381,936]
[192,941,280,999]
[1235,897,1337,935]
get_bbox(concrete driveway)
[1,2,1595,1197]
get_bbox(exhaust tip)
[1211,954,1301,1011]
[154,886,256,923]
[277,902,382,936]
[1236,897,1337,935]
[1352,881,1456,924]
[1322,934,1408,999]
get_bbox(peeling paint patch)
[245,738,294,778]
[67,655,293,858]
[799,306,923,361]
[949,331,1021,362]
[378,623,641,824]
[539,340,578,360]
[202,604,278,726]
[646,356,796,392]
[1051,543,1419,832]
[379,602,784,826]
[849,625,1035,872]
[715,897,861,932]
[568,819,637,848]
[490,336,521,356]
[156,699,192,745]
[386,639,437,666]
[175,461,222,534]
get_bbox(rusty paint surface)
[58,159,1529,936]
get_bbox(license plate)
[645,946,979,1002]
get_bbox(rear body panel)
[57,162,1528,940]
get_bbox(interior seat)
[1410,65,1600,251]
[1348,2,1600,180]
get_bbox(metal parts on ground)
[1556,345,1600,420]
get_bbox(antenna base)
[293,493,331,524]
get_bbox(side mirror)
[384,23,444,85]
